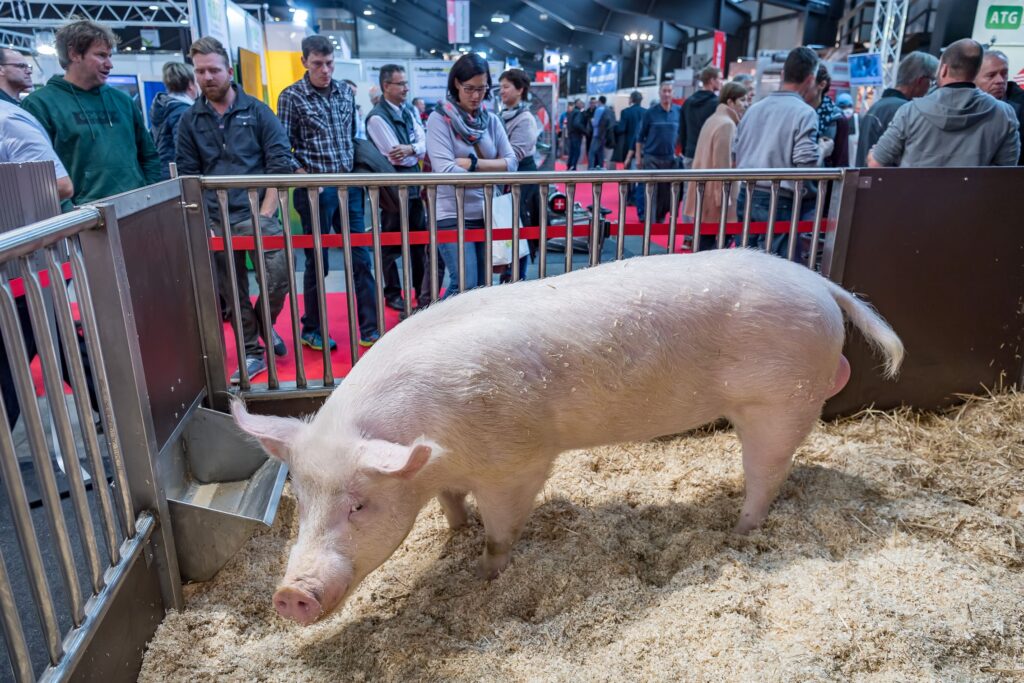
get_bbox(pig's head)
[231,401,438,625]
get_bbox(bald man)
[975,49,1024,164]
[869,39,1019,167]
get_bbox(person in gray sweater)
[869,39,1020,168]
[425,53,517,298]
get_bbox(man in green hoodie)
[21,19,161,207]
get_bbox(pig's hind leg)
[473,468,550,580]
[438,490,470,529]
[729,403,821,534]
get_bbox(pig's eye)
[351,503,364,513]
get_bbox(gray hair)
[895,51,939,86]
[162,62,194,93]
[983,48,1010,63]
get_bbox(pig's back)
[343,250,846,451]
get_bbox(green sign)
[986,5,1023,30]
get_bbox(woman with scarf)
[498,68,537,280]
[426,54,518,297]
[815,64,850,167]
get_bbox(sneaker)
[358,331,381,348]
[272,330,286,357]
[231,356,268,385]
[300,330,337,351]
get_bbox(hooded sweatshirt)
[149,91,193,179]
[870,83,1020,168]
[21,75,162,207]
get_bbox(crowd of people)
[1,18,1022,383]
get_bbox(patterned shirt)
[277,74,356,173]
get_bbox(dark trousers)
[641,155,676,223]
[567,136,582,170]
[213,214,288,360]
[736,186,817,262]
[382,197,438,308]
[294,187,378,340]
[1,294,98,429]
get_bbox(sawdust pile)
[140,393,1024,682]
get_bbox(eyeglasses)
[0,62,32,72]
[459,84,488,96]
[386,80,409,88]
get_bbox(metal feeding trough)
[163,406,287,582]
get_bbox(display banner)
[410,59,453,102]
[447,0,470,44]
[587,60,618,94]
[712,31,726,71]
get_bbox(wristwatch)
[468,152,478,172]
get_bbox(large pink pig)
[233,249,903,625]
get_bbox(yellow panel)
[266,51,305,113]
[238,48,264,102]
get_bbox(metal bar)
[766,182,780,254]
[455,186,466,294]
[483,184,494,285]
[538,184,549,278]
[642,182,654,256]
[589,182,601,267]
[398,186,414,312]
[217,191,248,391]
[0,207,100,262]
[368,187,386,334]
[741,181,754,248]
[511,183,522,280]
[276,188,306,389]
[0,543,34,681]
[199,169,844,191]
[616,183,627,261]
[564,183,575,273]
[692,182,705,253]
[0,277,85,625]
[821,169,859,282]
[78,203,183,611]
[179,177,229,412]
[43,247,120,568]
[68,238,135,537]
[246,189,278,389]
[37,512,157,683]
[786,181,802,262]
[0,386,62,666]
[426,186,439,301]
[337,186,357,375]
[807,179,829,270]
[667,182,680,255]
[717,182,730,249]
[306,187,332,385]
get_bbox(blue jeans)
[588,138,604,169]
[295,186,378,340]
[736,187,817,261]
[437,218,487,298]
[567,136,582,170]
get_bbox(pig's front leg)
[438,490,469,529]
[473,471,549,580]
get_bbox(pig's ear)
[364,439,438,479]
[230,399,304,463]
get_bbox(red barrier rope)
[209,220,822,251]
[7,262,73,299]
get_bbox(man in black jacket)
[566,99,586,170]
[176,37,293,383]
[855,51,937,167]
[679,66,721,168]
[976,49,1024,165]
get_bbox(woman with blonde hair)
[683,81,748,250]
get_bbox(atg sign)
[974,1,1024,42]
[986,5,1022,29]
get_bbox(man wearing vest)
[366,63,432,314]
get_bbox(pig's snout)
[273,585,323,625]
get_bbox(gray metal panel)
[823,167,1024,417]
[115,197,208,451]
[0,162,60,231]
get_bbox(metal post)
[616,182,627,261]
[564,183,576,273]
[398,185,414,312]
[275,188,306,389]
[246,190,279,389]
[338,186,359,372]
[426,186,440,301]
[216,191,249,390]
[368,187,386,335]
[589,182,602,267]
[538,184,549,278]
[77,203,184,611]
[483,184,494,285]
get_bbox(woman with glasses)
[426,53,517,298]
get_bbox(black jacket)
[855,88,910,167]
[149,92,191,180]
[176,83,294,225]
[1006,80,1024,165]
[569,108,587,139]
[679,90,718,158]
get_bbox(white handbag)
[490,189,530,266]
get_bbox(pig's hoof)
[732,516,761,535]
[444,511,469,530]
[476,554,509,580]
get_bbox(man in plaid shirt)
[278,34,379,350]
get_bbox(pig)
[232,248,904,625]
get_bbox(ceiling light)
[628,32,637,40]
[366,22,376,29]
[148,4,158,9]
[293,8,308,26]
[288,7,295,11]
[430,48,436,54]
[474,25,490,38]
[539,13,548,20]
[363,8,373,15]
[477,50,487,58]
[180,17,189,24]
[140,46,147,51]
[560,53,570,63]
[124,46,132,52]
[490,12,509,23]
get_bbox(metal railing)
[0,207,165,681]
[198,168,846,394]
